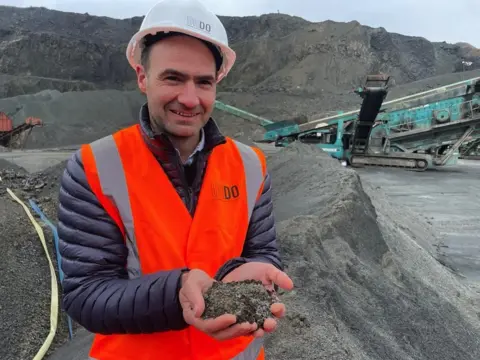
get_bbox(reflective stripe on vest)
[81,124,268,360]
[88,131,266,279]
[232,337,264,359]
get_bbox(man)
[57,0,293,359]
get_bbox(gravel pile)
[264,143,480,360]
[0,89,146,149]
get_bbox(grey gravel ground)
[0,162,72,360]
[264,144,480,360]
[357,160,480,282]
[2,144,480,360]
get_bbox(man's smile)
[170,109,199,118]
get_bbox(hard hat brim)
[126,25,236,83]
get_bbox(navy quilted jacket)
[57,104,282,334]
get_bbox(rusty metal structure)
[0,112,43,150]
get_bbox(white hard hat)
[126,0,236,83]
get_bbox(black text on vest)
[211,184,240,201]
[223,185,239,200]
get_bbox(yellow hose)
[1,177,59,360]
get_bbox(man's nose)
[177,81,200,108]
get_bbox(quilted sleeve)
[57,150,188,334]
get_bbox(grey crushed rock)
[1,137,480,360]
[202,280,277,328]
[0,160,74,360]
[264,143,480,360]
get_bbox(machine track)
[350,153,431,171]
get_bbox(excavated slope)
[0,89,146,149]
[0,6,479,98]
[0,88,266,149]
[2,67,480,151]
[264,143,480,360]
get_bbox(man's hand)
[179,269,258,340]
[222,262,294,338]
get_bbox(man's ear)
[136,64,147,94]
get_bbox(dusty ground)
[0,150,74,173]
[15,144,475,360]
[357,160,480,282]
[1,144,480,360]
[0,160,74,360]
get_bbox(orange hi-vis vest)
[81,124,268,360]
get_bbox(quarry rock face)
[0,5,479,98]
[1,5,479,151]
[0,31,132,89]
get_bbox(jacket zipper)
[173,151,194,215]
[187,187,194,215]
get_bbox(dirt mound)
[0,89,146,149]
[0,74,97,99]
[386,68,480,100]
[0,158,66,217]
[0,88,267,150]
[5,66,478,151]
[264,143,480,360]
[216,67,480,123]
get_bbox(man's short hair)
[140,31,223,72]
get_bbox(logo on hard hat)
[186,15,211,33]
